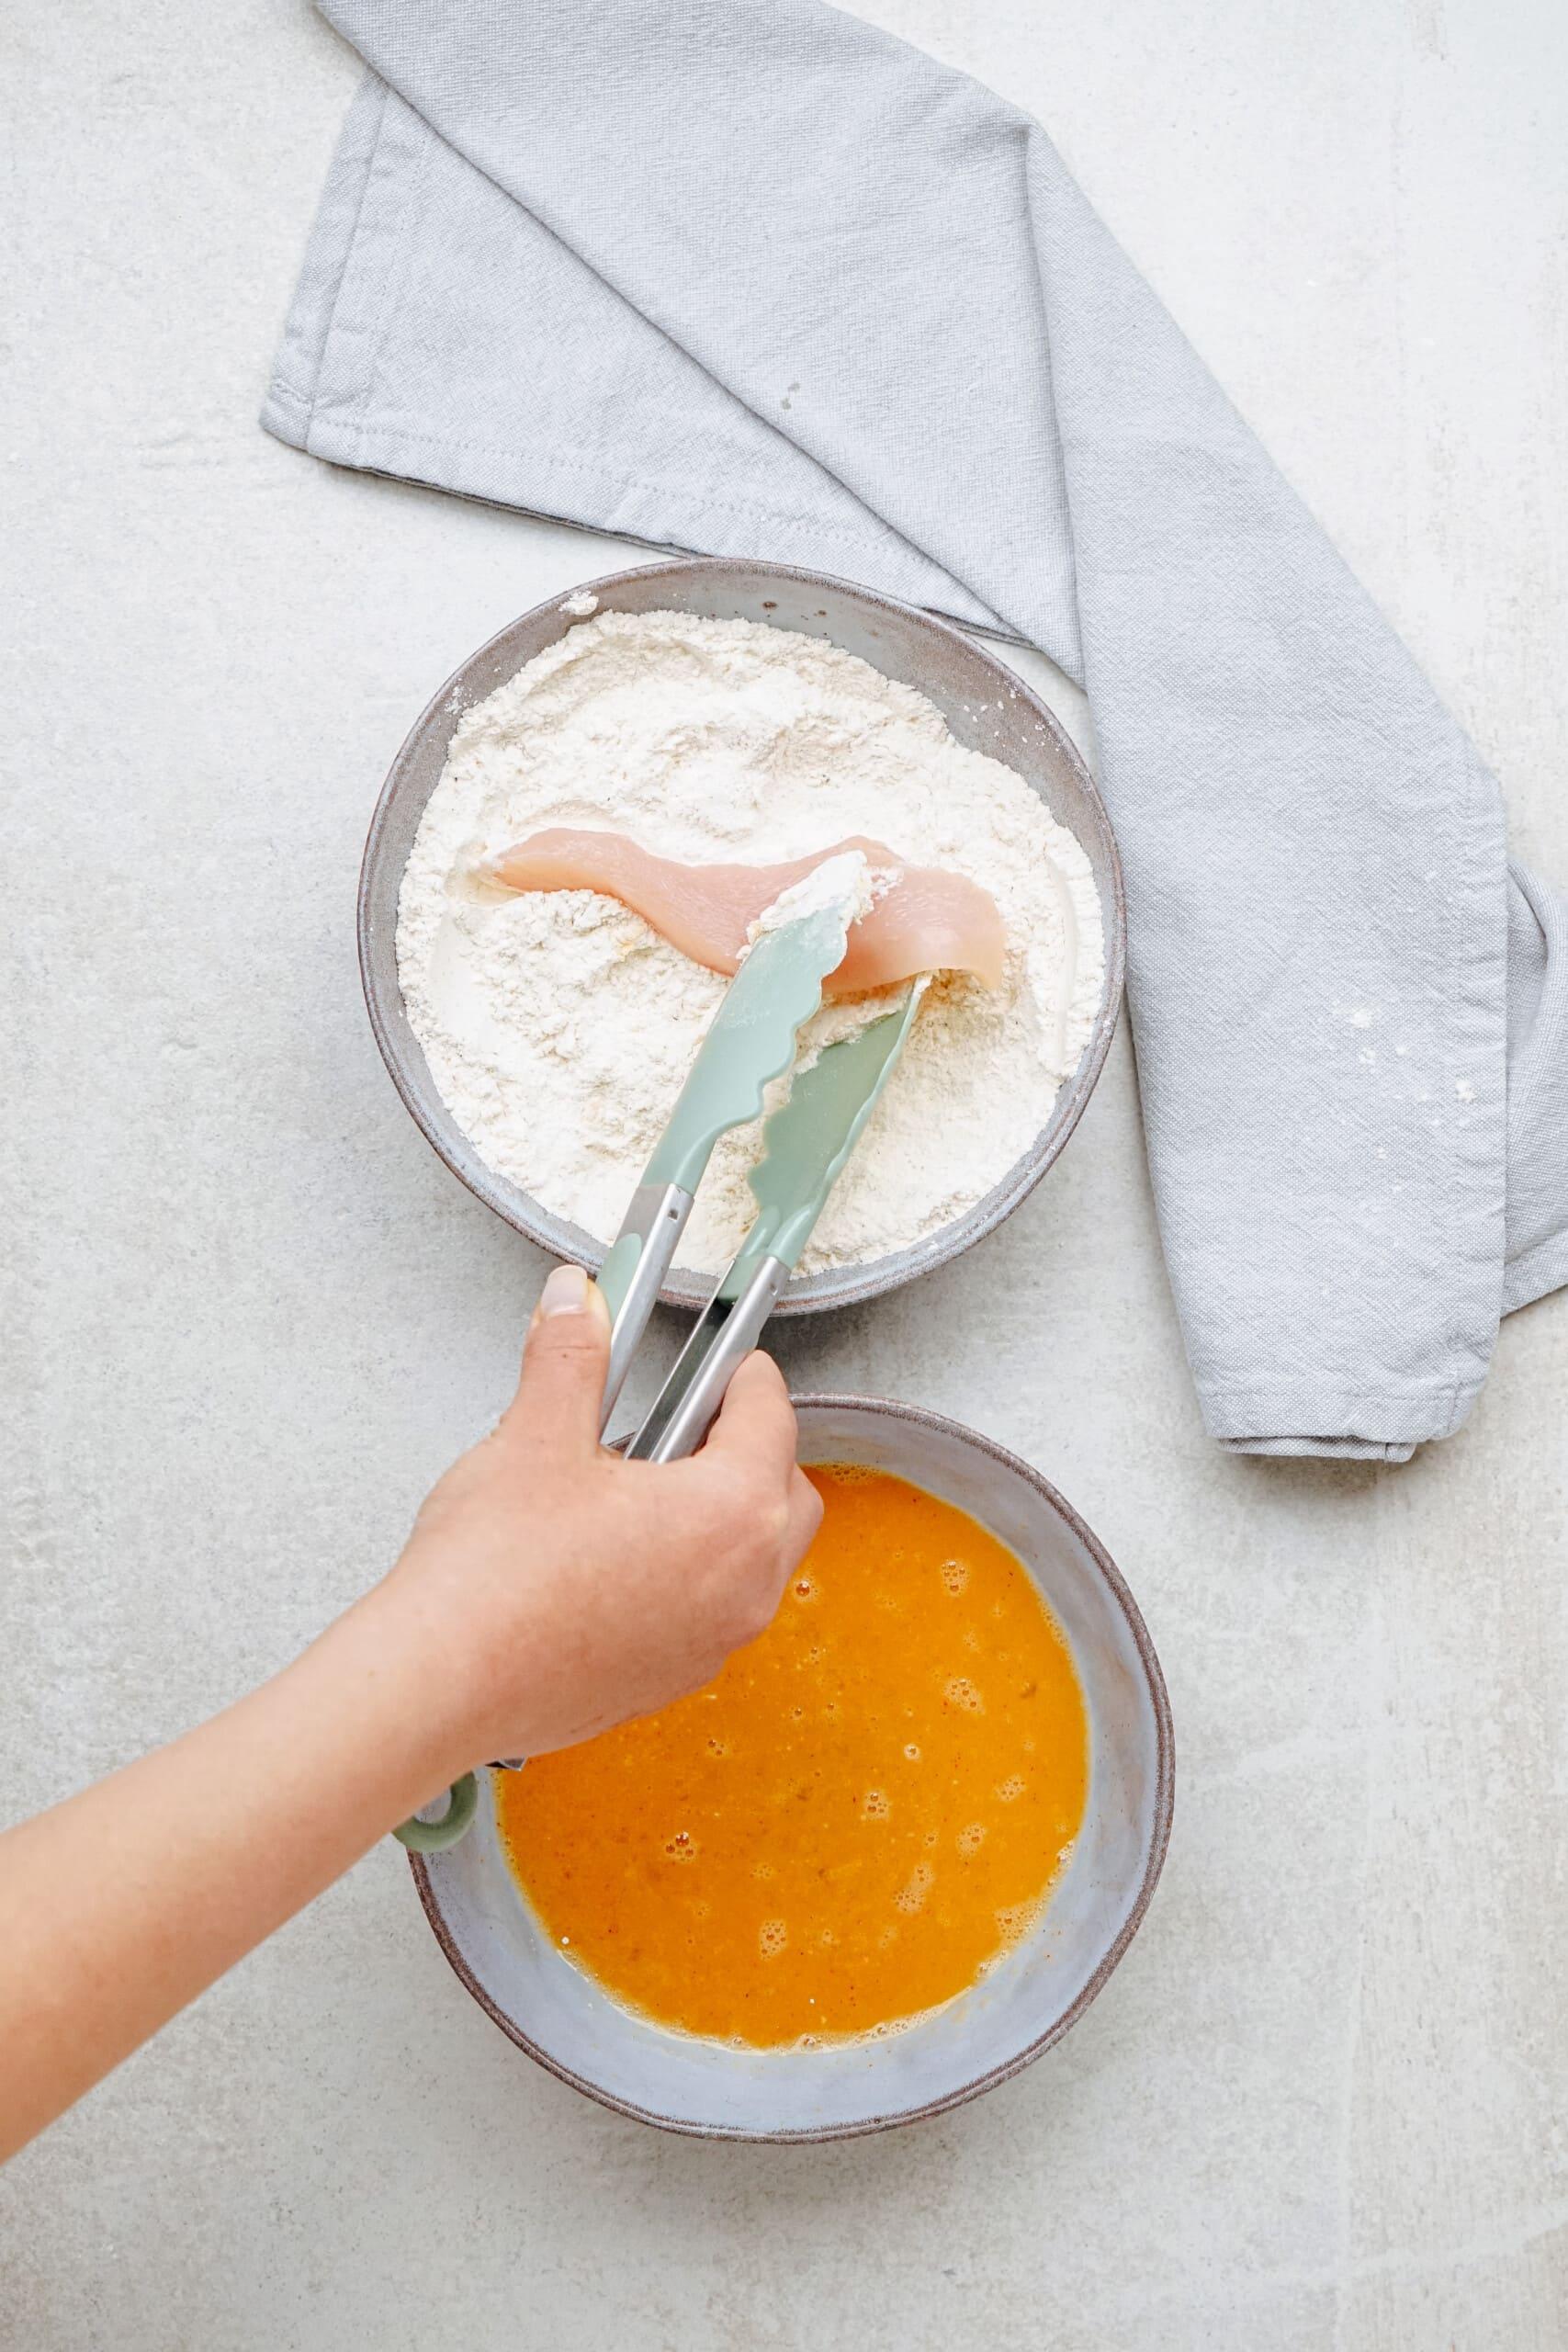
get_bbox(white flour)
[397,609,1103,1275]
[748,848,878,937]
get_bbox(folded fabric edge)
[1217,1436,1417,1464]
[260,382,311,449]
[1502,1229,1568,1318]
[256,392,1041,654]
[1201,1377,1483,1463]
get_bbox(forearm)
[0,1587,464,2165]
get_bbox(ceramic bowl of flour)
[409,1395,1173,2140]
[359,560,1124,1313]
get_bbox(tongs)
[614,985,920,1457]
[395,880,920,1850]
[595,899,920,1458]
[592,891,855,1430]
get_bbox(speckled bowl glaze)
[358,559,1125,1315]
[411,1396,1173,2141]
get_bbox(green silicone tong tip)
[592,895,862,1428]
[626,982,924,1465]
[728,985,924,1284]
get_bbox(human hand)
[0,1262,825,2165]
[372,1264,824,1773]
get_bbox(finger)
[783,1465,825,1569]
[731,1470,821,1648]
[700,1351,799,1490]
[502,1263,612,1455]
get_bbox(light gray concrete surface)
[2,0,1565,2344]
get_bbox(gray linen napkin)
[265,0,1568,1461]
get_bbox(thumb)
[502,1263,612,1455]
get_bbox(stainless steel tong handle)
[625,1251,790,1464]
[597,1181,694,1434]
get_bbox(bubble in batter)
[895,1861,935,1916]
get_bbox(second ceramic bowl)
[358,559,1125,1316]
[411,1396,1172,2141]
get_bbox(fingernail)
[538,1263,591,1317]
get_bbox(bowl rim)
[357,555,1127,1316]
[409,1391,1175,2143]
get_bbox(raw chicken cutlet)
[477,829,1007,996]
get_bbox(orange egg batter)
[498,1464,1089,2047]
